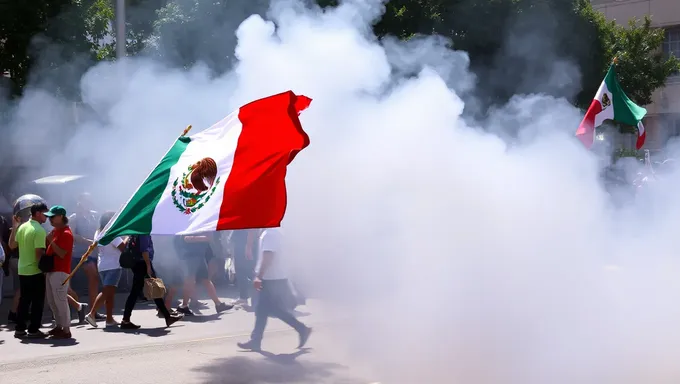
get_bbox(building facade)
[592,0,680,150]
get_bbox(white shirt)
[94,229,124,271]
[255,228,287,280]
[0,244,5,266]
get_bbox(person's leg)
[83,261,100,308]
[180,258,198,308]
[103,268,121,323]
[67,286,80,302]
[251,285,273,344]
[53,272,71,334]
[234,256,249,300]
[165,286,177,310]
[27,274,46,334]
[103,286,116,321]
[44,273,58,329]
[15,275,31,333]
[10,258,20,318]
[267,280,311,348]
[154,297,171,319]
[122,264,145,323]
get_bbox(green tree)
[0,0,114,98]
[320,0,679,115]
[146,0,270,72]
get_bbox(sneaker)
[232,298,248,306]
[157,309,179,318]
[120,321,141,330]
[85,314,98,328]
[8,311,17,323]
[94,313,106,321]
[215,302,234,314]
[27,330,48,339]
[14,330,27,339]
[106,320,119,327]
[78,303,88,324]
[165,313,184,327]
[176,306,194,316]
[237,339,261,351]
[297,326,312,349]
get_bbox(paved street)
[0,290,379,384]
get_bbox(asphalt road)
[0,291,379,384]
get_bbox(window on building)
[664,27,680,76]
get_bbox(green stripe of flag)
[98,136,191,245]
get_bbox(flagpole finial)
[181,125,192,137]
[612,56,619,65]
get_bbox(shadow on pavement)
[100,326,172,337]
[19,337,79,347]
[194,351,363,384]
[180,313,224,323]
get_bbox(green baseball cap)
[45,205,67,217]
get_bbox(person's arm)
[34,229,47,261]
[49,231,73,259]
[253,230,281,290]
[69,214,93,245]
[8,216,20,250]
[112,237,125,252]
[255,252,274,281]
[138,236,154,277]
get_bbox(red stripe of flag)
[216,91,311,230]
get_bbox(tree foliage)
[0,0,678,110]
[0,0,113,98]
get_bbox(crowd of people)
[0,193,311,349]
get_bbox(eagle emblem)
[601,93,611,109]
[171,157,221,215]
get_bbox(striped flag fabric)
[97,91,311,245]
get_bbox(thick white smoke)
[4,0,680,382]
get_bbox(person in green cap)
[44,205,75,339]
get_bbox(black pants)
[251,279,306,343]
[123,262,171,322]
[16,273,46,333]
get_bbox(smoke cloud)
[3,0,680,382]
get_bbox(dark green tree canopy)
[0,0,678,111]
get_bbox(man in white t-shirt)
[237,228,311,351]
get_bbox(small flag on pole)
[97,90,311,245]
[576,64,647,149]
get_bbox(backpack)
[119,235,141,269]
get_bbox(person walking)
[85,211,125,328]
[174,234,233,316]
[230,229,260,308]
[69,192,102,319]
[44,205,75,339]
[237,228,312,351]
[9,203,49,339]
[121,234,183,329]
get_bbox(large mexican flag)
[97,91,311,246]
[576,65,647,149]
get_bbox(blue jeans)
[99,269,122,287]
[250,279,306,343]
